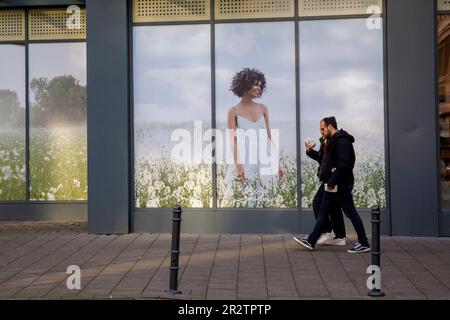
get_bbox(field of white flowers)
[0,129,25,200]
[134,122,386,208]
[0,123,385,206]
[0,127,87,201]
[217,152,297,208]
[301,154,386,208]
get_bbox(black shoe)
[347,242,370,253]
[293,236,314,251]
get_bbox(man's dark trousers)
[312,183,346,239]
[308,183,369,247]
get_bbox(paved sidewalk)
[0,221,449,300]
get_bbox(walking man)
[305,136,346,246]
[294,116,371,253]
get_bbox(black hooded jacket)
[306,137,326,177]
[306,129,355,188]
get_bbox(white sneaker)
[325,237,346,246]
[317,232,335,245]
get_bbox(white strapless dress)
[224,115,275,188]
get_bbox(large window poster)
[133,25,212,208]
[215,22,297,208]
[299,19,386,209]
[133,18,386,210]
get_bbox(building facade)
[0,0,447,237]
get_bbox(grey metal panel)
[214,211,299,234]
[439,213,450,236]
[0,204,28,220]
[342,213,372,237]
[301,210,389,236]
[26,203,87,221]
[130,208,384,235]
[86,0,129,234]
[300,211,316,233]
[379,212,390,236]
[0,203,87,221]
[0,0,85,7]
[386,0,439,236]
[132,209,299,234]
[131,209,214,233]
[131,211,172,233]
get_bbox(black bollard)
[167,204,182,295]
[368,205,385,297]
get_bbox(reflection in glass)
[438,15,450,208]
[299,19,385,208]
[0,45,26,200]
[215,22,297,208]
[133,25,212,208]
[29,43,87,201]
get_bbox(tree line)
[0,74,86,128]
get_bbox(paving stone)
[1,223,449,300]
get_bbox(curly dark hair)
[230,68,266,98]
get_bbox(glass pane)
[133,25,212,208]
[299,19,385,209]
[438,15,450,208]
[29,43,87,201]
[0,45,26,200]
[215,22,297,208]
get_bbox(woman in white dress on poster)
[224,68,284,206]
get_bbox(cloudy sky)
[299,18,384,142]
[1,42,86,110]
[133,18,383,125]
[215,21,296,125]
[1,18,383,129]
[29,42,86,104]
[133,18,384,157]
[0,45,26,107]
[297,18,385,199]
[133,22,297,124]
[133,25,212,123]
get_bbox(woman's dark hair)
[230,68,266,98]
[321,116,337,129]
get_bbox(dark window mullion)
[25,8,30,201]
[295,0,301,211]
[211,0,217,210]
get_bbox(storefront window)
[438,15,450,208]
[299,19,386,208]
[0,45,26,200]
[133,25,212,208]
[29,43,87,201]
[132,2,386,211]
